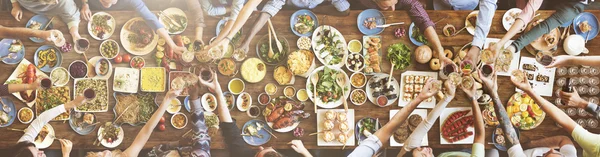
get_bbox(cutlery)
[376,22,405,28]
[267,19,283,53]
[0,98,11,112]
[159,11,182,28]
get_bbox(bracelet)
[224,37,232,42]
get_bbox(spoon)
[0,98,10,113]
[335,73,348,113]
[256,122,277,139]
[267,19,283,53]
[311,73,319,113]
[387,63,395,88]
[0,53,17,60]
[267,24,275,59]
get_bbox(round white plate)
[311,25,348,69]
[305,66,350,109]
[97,125,124,148]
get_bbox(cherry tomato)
[107,138,113,143]
[114,55,123,64]
[159,116,165,124]
[138,61,144,68]
[159,124,166,131]
[122,54,131,63]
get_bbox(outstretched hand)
[417,79,441,100]
[479,67,498,94]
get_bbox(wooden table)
[0,10,598,151]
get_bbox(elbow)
[340,10,350,16]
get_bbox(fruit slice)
[520,104,528,112]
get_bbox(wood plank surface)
[0,10,598,151]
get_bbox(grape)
[60,42,72,53]
[293,127,304,138]
[394,28,406,38]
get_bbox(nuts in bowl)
[350,89,367,105]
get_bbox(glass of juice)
[439,64,457,79]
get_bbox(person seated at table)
[83,89,181,157]
[0,26,65,47]
[0,80,40,97]
[510,69,596,157]
[457,0,497,64]
[521,135,577,157]
[479,70,526,157]
[237,0,351,54]
[546,56,600,120]
[10,0,86,45]
[433,0,479,10]
[491,0,541,55]
[397,80,498,157]
[501,0,591,56]
[347,78,441,157]
[12,95,86,157]
[79,0,187,54]
[356,0,453,67]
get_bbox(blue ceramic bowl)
[26,15,53,43]
[0,39,25,64]
[290,9,319,37]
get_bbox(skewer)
[387,63,395,88]
[181,129,193,138]
[113,104,137,123]
[42,16,55,30]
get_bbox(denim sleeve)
[472,0,498,49]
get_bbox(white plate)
[482,38,521,76]
[516,57,555,97]
[73,78,109,112]
[4,59,47,107]
[159,7,187,35]
[389,109,428,147]
[33,124,54,149]
[167,99,181,114]
[266,97,302,133]
[312,25,348,69]
[89,56,113,79]
[120,17,158,56]
[201,93,217,112]
[365,73,400,107]
[465,11,478,35]
[362,36,382,75]
[50,67,69,87]
[440,107,474,144]
[306,66,350,109]
[88,12,116,40]
[316,109,355,146]
[112,67,139,93]
[398,71,438,108]
[502,8,524,33]
[236,92,252,111]
[97,125,124,148]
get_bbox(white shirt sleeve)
[403,97,453,151]
[17,104,66,143]
[560,144,577,157]
[507,144,526,157]
[347,135,382,157]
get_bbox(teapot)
[564,34,589,55]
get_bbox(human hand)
[289,140,311,157]
[171,45,187,55]
[460,78,477,100]
[560,90,588,109]
[479,67,498,94]
[237,43,250,56]
[80,4,92,21]
[464,46,481,64]
[11,6,22,22]
[58,139,73,157]
[510,70,532,93]
[439,55,455,68]
[417,79,441,100]
[444,80,457,98]
[166,89,182,100]
[546,55,574,68]
[198,71,221,93]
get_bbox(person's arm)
[207,0,263,50]
[349,79,440,157]
[228,0,244,20]
[185,0,206,42]
[496,0,542,51]
[199,0,226,17]
[522,135,573,149]
[238,0,284,52]
[511,2,585,51]
[124,90,179,157]
[127,0,185,53]
[523,87,577,133]
[11,1,23,22]
[18,96,85,143]
[312,0,350,16]
[80,0,92,21]
[559,88,600,120]
[548,56,600,68]
[472,0,497,49]
[1,83,39,96]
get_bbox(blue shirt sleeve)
[200,0,227,17]
[472,0,497,49]
[126,0,164,30]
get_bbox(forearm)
[424,26,444,57]
[490,92,520,148]
[374,97,424,144]
[498,19,525,46]
[400,96,452,156]
[312,5,350,17]
[18,105,66,143]
[0,26,44,40]
[185,0,205,29]
[215,88,232,122]
[570,56,600,67]
[7,84,36,93]
[12,1,19,8]
[125,97,171,157]
[584,102,600,120]
[224,0,262,41]
[195,27,204,41]
[241,13,270,47]
[214,20,235,43]
[471,99,485,144]
[157,29,177,48]
[525,90,576,132]
[472,0,497,48]
[522,135,573,149]
[69,26,81,39]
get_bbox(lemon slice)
[533,108,543,116]
[157,45,165,52]
[284,103,293,111]
[520,104,528,112]
[511,116,521,125]
[155,51,164,59]
[158,38,166,46]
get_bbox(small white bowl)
[99,39,119,59]
[296,89,309,102]
[17,107,34,124]
[236,92,252,111]
[284,86,296,98]
[201,93,217,112]
[297,36,312,50]
[347,39,362,53]
[257,93,270,105]
[350,89,367,105]
[246,105,261,118]
[95,58,112,77]
[171,112,188,129]
[166,99,181,114]
[50,67,69,87]
[345,53,365,73]
[129,56,145,69]
[350,72,367,88]
[264,83,277,95]
[228,78,245,95]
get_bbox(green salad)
[387,43,411,70]
[308,67,347,103]
[411,26,428,45]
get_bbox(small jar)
[578,108,589,117]
[556,77,566,87]
[577,119,587,128]
[579,76,590,86]
[578,85,589,95]
[589,77,600,86]
[591,67,600,75]
[569,77,580,86]
[566,108,577,116]
[569,67,580,76]
[587,119,598,129]
[590,97,599,104]
[589,86,600,95]
[555,98,563,106]
[580,67,591,75]
[557,67,568,76]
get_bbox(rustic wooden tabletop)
[0,10,598,151]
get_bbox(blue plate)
[408,22,426,46]
[573,12,599,40]
[68,110,96,135]
[290,9,319,37]
[216,19,226,36]
[357,9,385,35]
[184,96,191,112]
[0,98,16,127]
[26,15,53,43]
[34,45,62,73]
[492,125,520,151]
[355,117,382,143]
[242,119,272,146]
[0,39,25,64]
